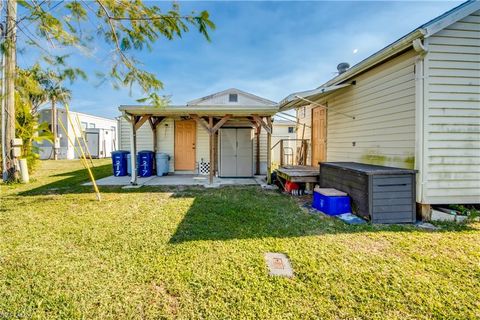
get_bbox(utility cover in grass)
[265,252,293,277]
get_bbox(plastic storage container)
[155,152,170,176]
[111,150,130,176]
[137,150,154,177]
[313,188,351,216]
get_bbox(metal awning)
[278,83,352,111]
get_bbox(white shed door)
[236,128,253,177]
[85,132,99,158]
[219,128,253,177]
[220,129,237,176]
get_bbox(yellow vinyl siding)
[118,117,154,152]
[422,9,480,204]
[298,49,417,168]
[156,119,174,172]
[196,124,210,165]
[118,117,268,173]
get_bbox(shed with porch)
[118,89,277,184]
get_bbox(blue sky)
[17,1,462,119]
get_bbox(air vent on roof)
[229,93,238,102]
[337,62,350,74]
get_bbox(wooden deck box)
[319,162,416,224]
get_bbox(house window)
[288,126,295,133]
[89,123,96,128]
[229,93,238,102]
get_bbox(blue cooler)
[313,188,351,216]
[111,150,130,176]
[137,150,154,177]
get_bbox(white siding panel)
[157,119,174,172]
[196,124,210,166]
[423,11,480,204]
[325,50,417,169]
[118,117,153,152]
[193,91,273,106]
[297,50,417,168]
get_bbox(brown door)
[311,107,326,166]
[175,120,196,170]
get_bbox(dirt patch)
[343,236,392,255]
[148,282,180,316]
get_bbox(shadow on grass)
[19,164,114,196]
[167,188,476,243]
[17,162,476,240]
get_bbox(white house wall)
[36,109,117,160]
[192,91,273,106]
[118,117,269,173]
[118,116,154,152]
[297,49,417,169]
[422,10,480,204]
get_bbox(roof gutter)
[323,28,427,87]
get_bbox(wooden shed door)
[311,107,326,166]
[175,120,196,170]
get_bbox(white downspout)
[413,38,428,203]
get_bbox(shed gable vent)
[229,93,238,102]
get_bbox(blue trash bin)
[111,150,130,176]
[155,152,170,176]
[127,153,132,175]
[137,150,154,177]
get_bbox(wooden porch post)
[280,139,284,167]
[266,116,272,184]
[209,116,214,184]
[149,116,165,153]
[129,114,137,185]
[255,127,260,175]
[151,120,158,152]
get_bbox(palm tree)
[44,80,71,160]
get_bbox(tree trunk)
[4,0,18,181]
[52,98,58,160]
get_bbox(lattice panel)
[199,161,210,175]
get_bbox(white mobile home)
[271,120,297,167]
[37,108,118,160]
[118,88,277,182]
[279,1,480,215]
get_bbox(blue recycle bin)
[111,150,130,176]
[137,150,154,177]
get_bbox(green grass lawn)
[1,160,479,319]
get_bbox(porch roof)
[119,104,279,117]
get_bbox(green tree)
[2,0,215,181]
[15,67,53,171]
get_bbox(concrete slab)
[122,185,142,189]
[83,175,155,186]
[85,174,261,187]
[265,252,294,278]
[144,175,204,186]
